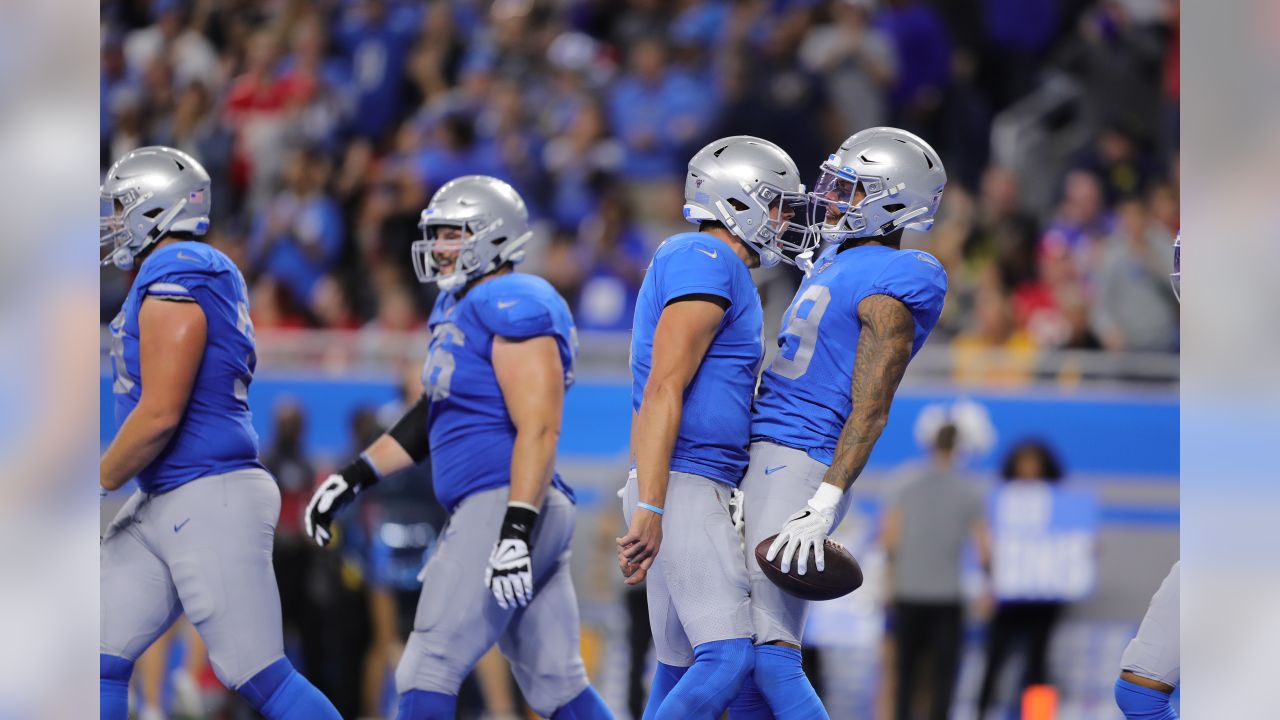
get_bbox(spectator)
[261,399,338,713]
[334,0,422,144]
[1056,0,1165,142]
[976,440,1069,718]
[1072,123,1161,206]
[882,421,991,720]
[223,29,290,213]
[414,112,508,196]
[152,81,234,221]
[712,8,833,182]
[573,186,650,331]
[123,0,220,93]
[543,101,624,232]
[973,166,1040,290]
[311,274,362,330]
[608,36,706,180]
[800,0,898,137]
[876,0,952,138]
[978,0,1060,111]
[1039,169,1111,282]
[1089,198,1178,352]
[278,14,353,153]
[249,145,344,308]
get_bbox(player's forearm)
[820,410,889,491]
[823,295,914,491]
[633,381,681,507]
[508,423,558,509]
[100,408,181,490]
[362,434,415,478]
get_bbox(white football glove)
[766,482,844,575]
[304,473,356,548]
[485,537,534,610]
[486,503,540,609]
[729,488,746,550]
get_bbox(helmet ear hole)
[883,203,906,214]
[141,207,164,219]
[727,198,749,211]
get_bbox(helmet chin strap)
[111,246,135,270]
[437,270,468,292]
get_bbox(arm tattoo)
[822,294,915,491]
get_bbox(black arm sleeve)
[388,394,431,464]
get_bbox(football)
[755,535,864,601]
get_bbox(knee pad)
[727,671,773,720]
[695,638,754,679]
[643,663,690,720]
[1115,677,1178,720]
[395,632,467,697]
[654,639,754,719]
[238,658,341,720]
[100,654,134,720]
[397,689,458,720]
[755,645,828,720]
[100,653,134,683]
[550,685,612,720]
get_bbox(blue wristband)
[637,502,664,516]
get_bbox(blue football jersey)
[752,244,947,464]
[423,273,578,513]
[109,242,264,493]
[631,232,764,486]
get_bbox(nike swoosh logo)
[696,248,718,259]
[176,251,199,262]
[497,300,519,309]
[764,465,787,475]
[174,518,190,533]
[773,169,788,176]
[794,510,812,521]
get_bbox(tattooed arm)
[766,293,916,575]
[820,293,915,491]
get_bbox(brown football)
[754,534,864,601]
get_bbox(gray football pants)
[100,468,286,689]
[394,485,590,717]
[620,470,754,667]
[740,442,854,647]
[1121,561,1180,686]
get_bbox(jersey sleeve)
[869,250,948,338]
[655,240,736,306]
[477,286,562,341]
[136,248,224,302]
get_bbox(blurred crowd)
[101,0,1180,353]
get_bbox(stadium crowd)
[101,0,1180,354]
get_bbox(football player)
[731,128,949,719]
[618,136,814,719]
[303,176,611,720]
[1114,236,1181,720]
[99,146,341,720]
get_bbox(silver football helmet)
[100,146,212,269]
[682,135,815,268]
[412,175,533,292]
[810,127,946,241]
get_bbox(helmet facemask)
[751,185,817,268]
[808,149,943,243]
[100,193,132,267]
[707,181,816,269]
[99,185,192,270]
[413,213,526,292]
